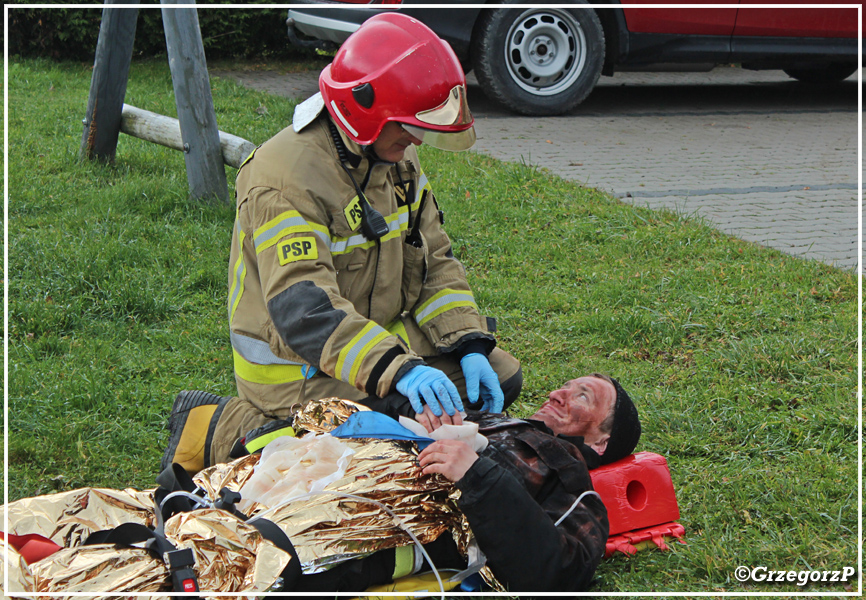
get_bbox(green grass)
[6,57,859,594]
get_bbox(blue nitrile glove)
[460,353,505,413]
[396,365,464,417]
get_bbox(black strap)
[406,188,428,247]
[154,476,302,591]
[83,511,301,591]
[84,522,175,555]
[248,517,303,591]
[395,157,418,241]
[154,463,201,526]
[89,470,304,593]
[156,462,198,493]
[83,521,199,597]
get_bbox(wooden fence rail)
[120,104,256,170]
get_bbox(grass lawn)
[6,57,859,594]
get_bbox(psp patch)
[279,236,318,265]
[344,196,363,232]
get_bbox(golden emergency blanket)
[163,508,290,592]
[292,396,369,434]
[195,398,467,573]
[1,397,480,595]
[4,487,156,549]
[29,545,170,595]
[2,507,293,597]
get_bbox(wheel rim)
[503,8,588,96]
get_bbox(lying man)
[293,373,641,593]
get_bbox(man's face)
[371,122,422,163]
[531,376,616,452]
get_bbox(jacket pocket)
[401,232,428,313]
[334,247,368,299]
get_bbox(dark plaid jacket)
[457,413,609,592]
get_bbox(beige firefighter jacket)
[228,105,494,402]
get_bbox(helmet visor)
[415,84,473,127]
[402,123,476,152]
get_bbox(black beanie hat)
[598,376,641,465]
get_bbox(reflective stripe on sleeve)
[307,221,333,247]
[231,332,310,385]
[335,322,392,387]
[414,289,478,327]
[233,349,307,385]
[228,219,246,323]
[254,210,313,254]
[386,319,411,350]
[231,332,300,366]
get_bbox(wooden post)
[161,0,229,203]
[79,1,139,163]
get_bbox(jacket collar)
[524,419,600,469]
[292,92,325,133]
[294,93,365,168]
[467,413,599,468]
[295,94,408,190]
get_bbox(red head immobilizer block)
[590,451,680,536]
[0,532,62,564]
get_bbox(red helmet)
[319,12,475,152]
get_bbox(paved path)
[212,66,860,270]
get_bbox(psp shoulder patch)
[278,236,318,265]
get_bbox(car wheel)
[784,63,857,83]
[471,4,604,116]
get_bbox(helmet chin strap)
[360,144,378,160]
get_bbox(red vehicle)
[287,3,859,115]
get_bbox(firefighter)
[162,13,522,474]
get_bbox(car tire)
[471,4,605,116]
[784,63,857,83]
